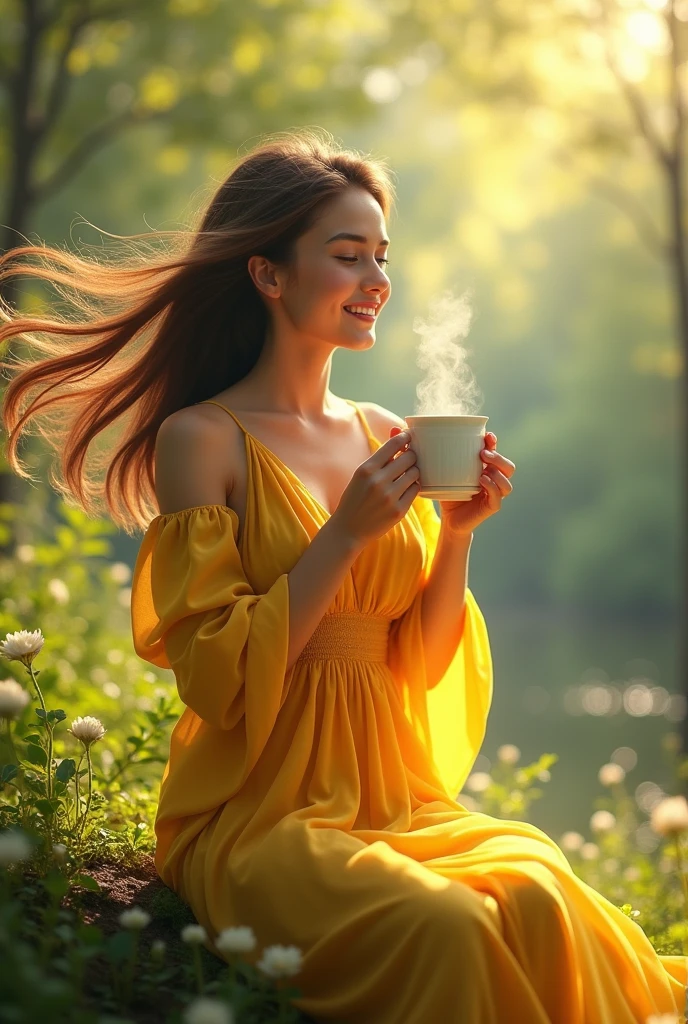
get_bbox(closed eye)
[337,256,390,267]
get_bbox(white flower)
[181,923,208,945]
[119,907,151,930]
[256,943,303,978]
[590,810,616,833]
[16,545,35,563]
[580,842,599,860]
[47,579,70,605]
[0,679,30,720]
[52,843,68,862]
[650,795,688,836]
[0,829,33,866]
[598,763,625,787]
[183,996,234,1024]
[559,831,584,852]
[68,715,106,748]
[623,865,641,882]
[466,772,491,793]
[602,857,619,874]
[497,744,520,765]
[151,938,166,961]
[0,629,45,667]
[215,925,257,954]
[109,562,132,585]
[537,769,551,782]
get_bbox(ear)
[247,255,281,299]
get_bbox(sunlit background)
[1,0,686,844]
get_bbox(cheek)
[317,261,351,298]
[295,264,351,319]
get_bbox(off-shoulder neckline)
[156,399,382,524]
[197,397,380,520]
[156,503,239,521]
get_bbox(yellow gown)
[131,398,687,1023]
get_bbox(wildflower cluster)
[0,622,308,1022]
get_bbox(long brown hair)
[0,128,396,536]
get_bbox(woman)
[1,130,685,1023]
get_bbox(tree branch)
[37,0,144,142]
[552,148,669,263]
[32,108,168,205]
[0,58,15,90]
[587,174,670,262]
[39,0,141,32]
[667,0,685,169]
[593,0,671,170]
[36,8,90,143]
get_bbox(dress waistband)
[296,612,392,663]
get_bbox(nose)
[364,266,389,292]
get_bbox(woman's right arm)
[283,518,363,670]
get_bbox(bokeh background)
[1,0,686,846]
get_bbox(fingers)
[382,427,411,462]
[481,466,512,495]
[481,447,515,477]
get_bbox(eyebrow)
[325,232,390,246]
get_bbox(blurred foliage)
[1,0,685,615]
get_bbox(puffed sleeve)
[130,505,295,741]
[387,495,494,800]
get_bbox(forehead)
[311,188,388,242]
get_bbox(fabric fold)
[387,496,494,800]
[132,504,294,733]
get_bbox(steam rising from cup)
[406,287,489,500]
[413,287,484,417]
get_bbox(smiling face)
[249,187,392,351]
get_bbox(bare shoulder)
[154,404,236,515]
[357,401,407,444]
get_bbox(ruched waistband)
[296,612,392,663]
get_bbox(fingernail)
[482,449,495,459]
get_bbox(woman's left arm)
[401,428,516,689]
[420,525,473,689]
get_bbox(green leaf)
[48,709,67,723]
[55,525,77,551]
[35,797,61,817]
[42,870,70,900]
[77,923,103,945]
[81,539,112,556]
[25,743,47,768]
[55,758,76,782]
[35,709,47,721]
[106,930,134,962]
[0,764,19,783]
[71,873,101,893]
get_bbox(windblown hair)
[0,128,396,535]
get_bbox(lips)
[343,307,377,322]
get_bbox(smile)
[343,306,377,323]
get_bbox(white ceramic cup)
[404,415,490,501]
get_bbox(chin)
[337,331,376,349]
